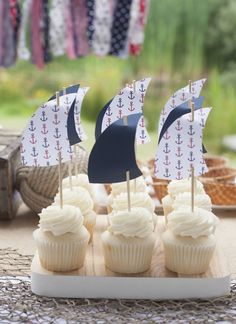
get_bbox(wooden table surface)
[0,203,235,279]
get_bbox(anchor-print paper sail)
[67,87,89,145]
[88,113,143,183]
[21,93,77,167]
[154,108,211,180]
[95,78,151,145]
[158,78,206,135]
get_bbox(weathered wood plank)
[0,130,22,220]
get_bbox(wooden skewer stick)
[56,91,63,209]
[132,80,137,193]
[126,170,131,212]
[123,114,131,212]
[58,151,63,209]
[63,86,73,191]
[190,85,195,213]
[74,145,78,178]
[132,79,136,93]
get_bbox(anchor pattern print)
[154,107,211,180]
[158,78,206,136]
[21,93,76,167]
[101,77,151,145]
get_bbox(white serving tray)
[31,216,231,300]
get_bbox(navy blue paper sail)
[95,98,113,140]
[88,113,143,183]
[48,84,80,101]
[158,96,204,143]
[67,99,82,145]
[158,96,207,153]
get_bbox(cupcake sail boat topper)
[88,113,143,211]
[51,84,89,190]
[154,80,211,211]
[65,85,89,189]
[95,77,151,145]
[158,78,206,135]
[21,86,83,208]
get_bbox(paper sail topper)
[95,78,151,145]
[158,96,204,143]
[21,93,77,167]
[154,107,211,180]
[67,87,89,145]
[88,113,143,183]
[158,78,206,135]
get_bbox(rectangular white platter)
[31,216,231,300]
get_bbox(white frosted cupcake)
[173,192,212,212]
[101,207,156,274]
[162,207,219,274]
[62,174,100,213]
[62,174,92,195]
[33,205,90,272]
[111,191,157,227]
[107,176,147,213]
[54,187,96,239]
[168,178,205,199]
[162,178,206,222]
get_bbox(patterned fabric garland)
[109,0,133,56]
[0,0,149,68]
[17,0,32,61]
[86,0,95,47]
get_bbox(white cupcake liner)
[34,232,89,272]
[102,232,156,274]
[162,233,216,275]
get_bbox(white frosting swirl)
[167,207,219,239]
[54,187,94,215]
[38,205,84,236]
[108,207,154,238]
[62,174,93,196]
[111,192,155,214]
[173,192,212,211]
[111,176,147,197]
[168,179,205,199]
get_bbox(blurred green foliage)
[0,0,236,155]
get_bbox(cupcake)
[33,205,90,272]
[111,191,157,227]
[62,174,94,197]
[173,192,212,212]
[54,187,96,240]
[162,178,205,221]
[107,176,147,213]
[101,207,156,274]
[162,206,219,274]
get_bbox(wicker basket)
[200,166,236,183]
[203,181,236,205]
[152,178,169,202]
[204,155,228,169]
[16,146,89,213]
